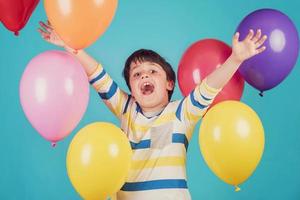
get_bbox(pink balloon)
[20,50,89,146]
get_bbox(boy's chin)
[137,99,156,107]
[138,100,155,107]
[137,99,167,111]
[136,92,154,99]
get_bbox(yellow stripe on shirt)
[153,113,176,126]
[201,79,222,97]
[131,123,150,133]
[94,74,111,92]
[130,156,186,170]
[114,90,125,117]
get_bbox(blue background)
[0,0,299,199]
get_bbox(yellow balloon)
[66,122,132,199]
[199,101,264,190]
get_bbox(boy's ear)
[166,80,174,91]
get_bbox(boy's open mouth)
[140,82,154,95]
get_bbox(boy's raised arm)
[206,29,267,90]
[38,21,130,120]
[38,21,98,75]
[176,29,267,138]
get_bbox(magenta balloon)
[20,50,89,145]
[236,9,299,93]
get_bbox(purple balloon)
[236,9,299,93]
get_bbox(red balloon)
[0,0,39,35]
[178,39,244,107]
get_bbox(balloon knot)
[235,185,241,192]
[259,91,264,97]
[51,142,57,148]
[14,31,19,36]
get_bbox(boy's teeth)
[141,82,154,95]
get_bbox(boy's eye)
[133,72,140,77]
[150,70,157,74]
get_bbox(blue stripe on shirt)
[190,91,208,109]
[89,69,106,85]
[201,93,212,101]
[121,179,188,191]
[175,99,184,121]
[172,133,189,151]
[136,103,143,114]
[98,81,118,100]
[130,139,151,150]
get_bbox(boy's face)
[129,61,174,112]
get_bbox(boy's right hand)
[38,21,65,47]
[38,21,77,53]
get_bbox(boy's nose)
[141,73,149,79]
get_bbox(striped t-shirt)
[89,64,221,200]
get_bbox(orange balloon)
[44,0,118,50]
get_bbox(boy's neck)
[141,101,169,115]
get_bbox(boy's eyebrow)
[130,65,141,74]
[150,62,161,68]
[130,62,161,72]
[131,64,140,71]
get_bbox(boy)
[39,21,267,200]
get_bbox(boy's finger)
[252,29,261,43]
[38,28,47,35]
[47,20,53,28]
[255,35,267,48]
[39,21,52,32]
[38,28,50,40]
[256,46,266,55]
[245,29,254,41]
[232,32,240,45]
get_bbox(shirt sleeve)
[88,63,130,120]
[175,78,222,139]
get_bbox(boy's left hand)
[232,29,267,63]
